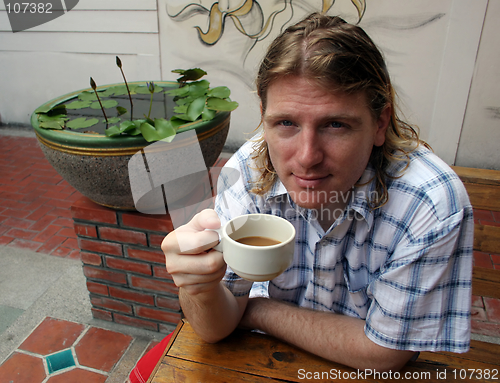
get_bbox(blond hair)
[252,13,428,209]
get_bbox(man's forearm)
[179,283,248,343]
[241,298,415,371]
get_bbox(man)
[160,13,473,374]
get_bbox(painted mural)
[166,0,366,62]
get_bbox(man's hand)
[162,209,226,295]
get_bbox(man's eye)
[279,120,294,127]
[328,121,345,128]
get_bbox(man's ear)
[374,104,391,147]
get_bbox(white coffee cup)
[213,214,295,282]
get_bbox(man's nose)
[297,129,323,168]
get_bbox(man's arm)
[240,297,416,372]
[162,209,249,343]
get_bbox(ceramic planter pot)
[30,81,231,210]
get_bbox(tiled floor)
[0,135,82,258]
[0,317,142,382]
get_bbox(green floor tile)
[46,348,76,374]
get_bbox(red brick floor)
[0,136,82,258]
[0,317,133,382]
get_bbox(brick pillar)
[71,197,181,333]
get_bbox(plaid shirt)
[215,139,473,353]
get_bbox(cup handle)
[209,227,223,252]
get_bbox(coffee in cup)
[213,214,295,282]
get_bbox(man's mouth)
[292,174,330,188]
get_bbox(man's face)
[262,75,389,212]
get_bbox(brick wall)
[71,197,181,333]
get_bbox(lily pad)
[206,97,239,111]
[66,100,92,110]
[207,86,231,99]
[67,117,99,129]
[107,84,138,96]
[90,99,119,109]
[186,96,207,121]
[116,106,128,116]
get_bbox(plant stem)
[148,92,153,119]
[90,77,108,125]
[116,56,133,120]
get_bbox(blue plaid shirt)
[215,139,473,353]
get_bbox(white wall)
[0,0,161,124]
[1,0,498,170]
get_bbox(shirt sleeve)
[364,205,474,353]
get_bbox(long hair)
[252,13,428,209]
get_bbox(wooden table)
[149,319,500,382]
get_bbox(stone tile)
[0,352,46,383]
[46,368,107,383]
[74,327,133,372]
[19,317,85,355]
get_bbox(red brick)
[121,212,173,233]
[471,295,484,308]
[153,265,172,280]
[78,238,123,256]
[474,251,493,269]
[471,320,500,338]
[474,209,494,223]
[62,237,79,249]
[29,214,58,231]
[2,208,30,219]
[105,256,152,276]
[3,217,34,230]
[99,227,147,246]
[91,308,113,322]
[0,236,14,245]
[25,205,55,221]
[135,306,182,324]
[127,247,165,264]
[492,254,500,266]
[50,207,73,218]
[130,275,178,294]
[109,286,155,306]
[51,246,73,258]
[33,224,61,243]
[149,233,165,248]
[493,211,500,222]
[71,197,117,224]
[471,307,487,321]
[57,227,77,238]
[67,249,81,260]
[5,228,36,240]
[91,296,133,314]
[484,297,500,323]
[36,235,66,254]
[42,189,73,201]
[8,238,41,251]
[83,266,127,285]
[81,252,103,266]
[87,281,109,296]
[53,217,74,227]
[74,223,98,238]
[156,296,181,311]
[114,314,158,332]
